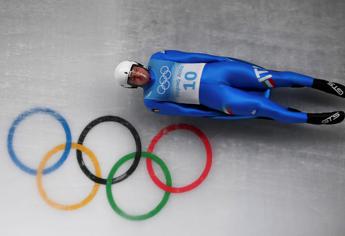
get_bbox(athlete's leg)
[267,70,345,99]
[208,60,345,98]
[199,84,344,124]
[206,60,315,89]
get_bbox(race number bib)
[145,59,205,105]
[173,63,205,104]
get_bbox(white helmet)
[114,60,140,88]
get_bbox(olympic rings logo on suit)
[157,65,172,95]
[6,107,213,221]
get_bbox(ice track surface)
[0,0,345,236]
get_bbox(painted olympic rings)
[76,116,142,185]
[7,107,213,220]
[106,152,172,221]
[146,124,212,193]
[37,143,101,210]
[7,107,72,175]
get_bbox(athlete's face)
[128,65,150,87]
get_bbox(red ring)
[146,124,212,193]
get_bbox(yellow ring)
[36,143,101,210]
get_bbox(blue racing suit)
[142,50,345,124]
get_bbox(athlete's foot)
[312,79,345,98]
[307,111,345,125]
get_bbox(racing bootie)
[312,79,345,98]
[307,111,345,125]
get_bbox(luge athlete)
[114,50,345,125]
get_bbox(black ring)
[76,116,142,185]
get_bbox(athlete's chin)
[138,81,150,87]
[134,79,150,87]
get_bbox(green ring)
[106,151,172,221]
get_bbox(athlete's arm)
[152,50,232,63]
[144,99,226,117]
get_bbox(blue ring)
[7,107,72,175]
